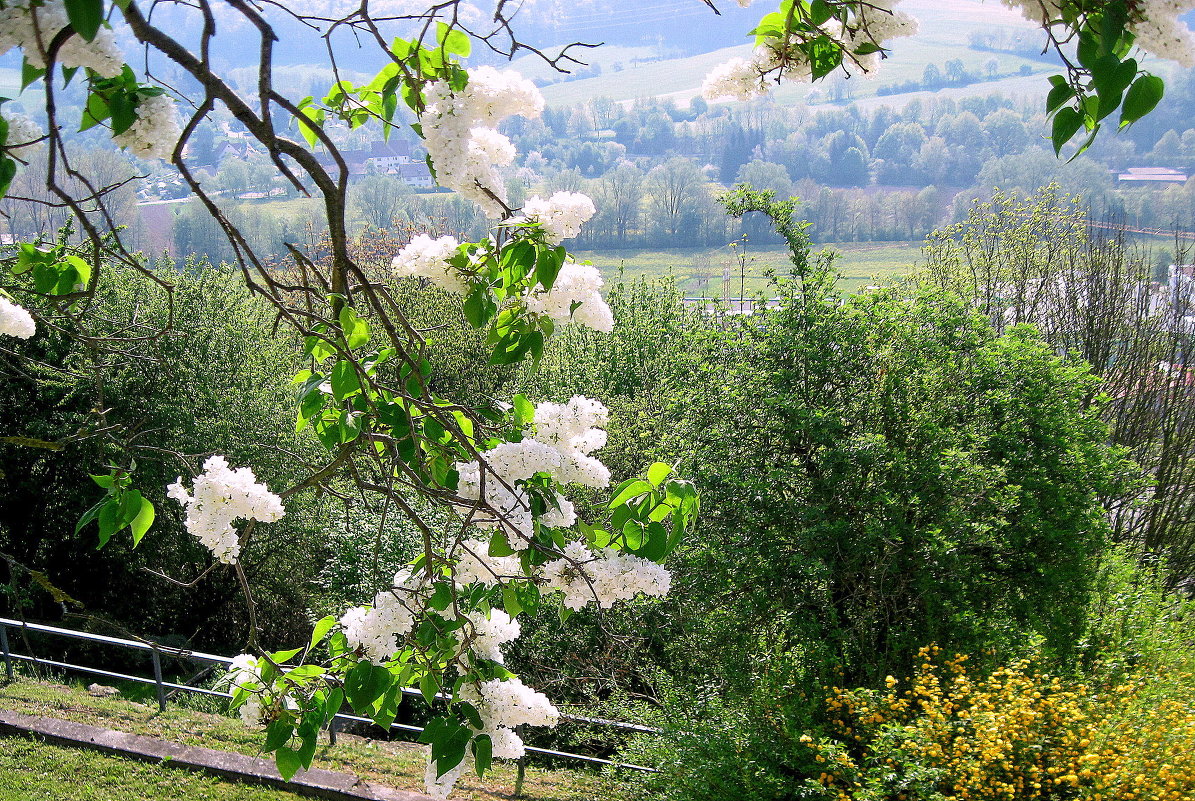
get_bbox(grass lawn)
[0,737,313,801]
[577,241,923,296]
[0,678,626,801]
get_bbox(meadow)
[576,240,923,296]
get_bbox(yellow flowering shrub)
[800,646,1195,801]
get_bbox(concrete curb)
[0,710,434,801]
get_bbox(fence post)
[150,648,167,712]
[0,624,12,682]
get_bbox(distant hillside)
[518,0,1058,107]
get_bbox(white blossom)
[524,262,614,334]
[167,456,285,564]
[0,0,124,78]
[1129,0,1195,66]
[453,537,521,586]
[391,234,468,294]
[702,0,917,99]
[540,543,672,610]
[464,607,520,663]
[512,191,597,244]
[453,397,610,542]
[339,568,424,664]
[0,296,36,339]
[112,94,182,161]
[419,66,544,217]
[2,111,42,157]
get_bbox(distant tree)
[590,162,645,245]
[350,174,413,231]
[647,157,706,243]
[923,62,944,89]
[736,160,794,198]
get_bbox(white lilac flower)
[512,192,597,244]
[524,262,614,334]
[391,234,467,294]
[419,66,544,217]
[702,0,916,99]
[0,0,124,78]
[166,456,285,564]
[338,568,424,664]
[112,94,182,161]
[0,296,36,339]
[540,543,672,610]
[453,537,521,586]
[453,396,610,544]
[464,607,520,663]
[2,111,42,157]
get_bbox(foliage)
[0,261,333,651]
[918,185,1195,585]
[0,1,1186,795]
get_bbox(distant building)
[1117,167,1188,185]
[398,161,433,188]
[313,139,414,177]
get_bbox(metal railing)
[0,616,658,772]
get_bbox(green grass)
[0,677,625,801]
[577,241,922,296]
[0,737,313,801]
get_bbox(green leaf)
[344,661,392,710]
[608,478,652,509]
[269,647,304,664]
[419,673,439,706]
[1120,74,1164,128]
[502,583,522,618]
[338,306,370,349]
[0,157,15,199]
[21,60,46,91]
[1051,106,1083,155]
[275,746,303,780]
[472,734,492,778]
[330,360,361,401]
[1045,83,1074,115]
[264,720,294,752]
[81,91,111,131]
[534,245,566,291]
[64,254,92,288]
[64,0,105,41]
[436,21,472,57]
[308,615,337,653]
[371,683,402,730]
[512,394,535,426]
[129,496,154,546]
[109,92,136,136]
[76,500,104,536]
[463,287,492,329]
[646,462,673,487]
[96,499,120,549]
[90,473,115,489]
[488,531,515,557]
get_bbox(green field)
[577,241,922,296]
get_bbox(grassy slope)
[578,240,922,295]
[0,679,624,801]
[1,738,312,801]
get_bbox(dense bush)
[0,261,333,651]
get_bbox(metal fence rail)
[0,616,658,772]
